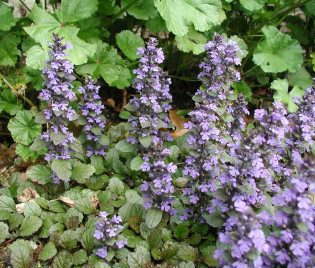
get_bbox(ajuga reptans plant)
[39,34,76,183]
[126,37,177,215]
[78,77,107,157]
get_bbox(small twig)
[0,238,17,248]
[31,242,44,266]
[0,72,36,108]
[18,0,31,13]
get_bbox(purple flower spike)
[39,34,76,183]
[125,38,177,214]
[78,77,107,156]
[93,211,127,259]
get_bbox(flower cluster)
[93,211,127,259]
[140,143,177,215]
[261,158,315,267]
[182,34,244,220]
[126,37,173,146]
[214,201,270,267]
[39,34,76,183]
[78,77,107,157]
[126,38,177,213]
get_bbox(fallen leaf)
[59,196,75,208]
[17,187,40,203]
[115,89,127,112]
[105,98,115,109]
[169,109,190,137]
[91,193,99,209]
[0,143,16,171]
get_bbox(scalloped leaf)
[19,215,43,236]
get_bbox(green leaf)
[20,215,43,236]
[148,228,162,250]
[203,211,224,228]
[0,88,23,116]
[35,197,49,209]
[50,132,66,145]
[61,0,98,23]
[48,200,66,213]
[287,67,312,90]
[229,35,248,59]
[116,30,145,61]
[232,81,252,101]
[70,138,84,154]
[145,14,167,32]
[74,198,94,214]
[130,156,144,171]
[202,246,218,267]
[119,110,132,119]
[24,6,97,69]
[80,218,98,252]
[175,28,207,55]
[30,136,48,152]
[76,38,131,89]
[116,139,137,153]
[139,136,152,148]
[119,203,146,222]
[154,0,224,37]
[59,230,78,249]
[145,208,163,228]
[8,213,24,231]
[177,244,199,262]
[0,33,21,66]
[53,250,73,268]
[15,143,45,162]
[10,240,33,268]
[8,110,42,145]
[38,242,57,261]
[24,202,42,217]
[122,0,158,20]
[271,79,305,113]
[109,177,124,195]
[125,189,143,204]
[91,155,106,175]
[253,26,303,73]
[39,217,54,238]
[240,0,266,11]
[0,2,17,31]
[185,233,201,245]
[26,165,52,184]
[51,160,72,181]
[0,195,16,212]
[0,222,10,244]
[297,221,308,232]
[25,45,49,70]
[71,162,95,183]
[174,223,189,240]
[73,249,88,265]
[98,134,110,146]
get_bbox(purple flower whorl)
[94,211,127,259]
[78,77,107,157]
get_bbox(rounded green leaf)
[253,26,303,73]
[145,208,163,228]
[38,242,57,261]
[8,110,42,145]
[20,215,43,236]
[116,30,145,61]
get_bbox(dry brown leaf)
[0,143,16,172]
[169,109,190,137]
[105,98,115,109]
[91,193,99,209]
[115,89,127,112]
[59,196,75,208]
[17,187,40,203]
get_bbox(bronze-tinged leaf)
[129,216,144,233]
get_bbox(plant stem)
[104,0,140,26]
[168,75,199,82]
[18,0,31,13]
[252,94,273,101]
[0,73,36,108]
[0,133,10,136]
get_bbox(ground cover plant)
[0,0,314,267]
